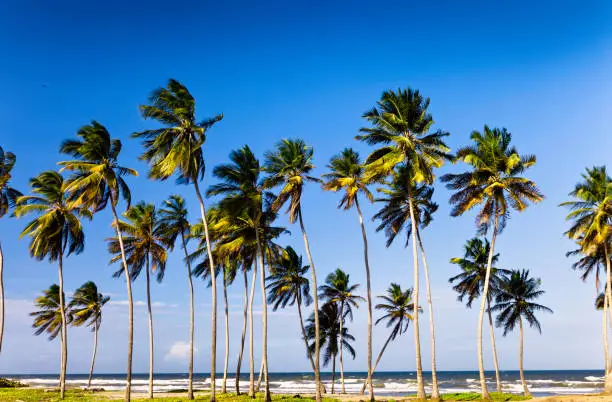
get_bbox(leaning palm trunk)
[297,209,322,402]
[605,245,612,392]
[518,318,531,396]
[180,233,196,400]
[87,321,98,389]
[58,251,68,399]
[256,359,264,392]
[354,199,374,400]
[236,270,248,394]
[248,262,257,397]
[406,193,426,400]
[222,274,229,394]
[417,234,440,399]
[0,240,4,355]
[145,257,154,399]
[604,293,612,392]
[361,329,395,394]
[256,231,271,401]
[487,295,503,393]
[193,181,217,402]
[339,301,346,394]
[110,199,134,402]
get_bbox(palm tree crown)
[69,281,110,330]
[375,284,417,340]
[30,284,70,340]
[0,146,21,218]
[319,268,364,320]
[306,303,356,367]
[266,246,312,311]
[321,148,373,209]
[158,195,191,248]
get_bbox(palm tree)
[108,202,169,399]
[58,121,137,401]
[263,138,323,402]
[133,79,223,402]
[319,268,364,394]
[595,291,610,376]
[15,171,89,399]
[371,163,441,398]
[68,281,110,389]
[361,283,417,394]
[31,284,71,340]
[0,146,21,354]
[306,303,356,395]
[491,270,553,396]
[449,237,511,393]
[440,126,543,399]
[158,195,196,399]
[357,88,451,400]
[321,147,376,398]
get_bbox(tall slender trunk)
[193,180,217,402]
[338,301,346,394]
[518,318,530,396]
[354,199,374,401]
[180,233,195,400]
[58,250,67,399]
[88,321,98,389]
[0,240,4,355]
[110,197,133,402]
[331,355,336,394]
[236,270,248,395]
[604,243,612,393]
[256,230,271,401]
[222,272,229,394]
[478,215,499,400]
[297,209,321,402]
[145,256,154,399]
[296,293,325,395]
[256,359,264,392]
[487,296,502,393]
[248,262,257,397]
[406,192,425,400]
[417,234,439,399]
[361,328,395,394]
[604,293,612,393]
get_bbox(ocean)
[7,370,605,397]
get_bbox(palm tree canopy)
[566,240,611,287]
[108,202,170,282]
[0,146,22,218]
[58,121,137,212]
[132,79,223,184]
[441,126,543,235]
[449,237,511,308]
[15,171,90,261]
[263,139,320,223]
[596,292,605,310]
[69,281,110,330]
[373,164,438,247]
[375,283,418,341]
[158,194,191,250]
[319,268,364,321]
[306,303,356,367]
[30,284,71,340]
[321,148,373,209]
[356,88,451,184]
[491,269,553,336]
[266,246,312,311]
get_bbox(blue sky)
[0,0,611,375]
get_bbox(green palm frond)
[30,284,71,340]
[68,281,110,330]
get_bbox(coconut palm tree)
[133,79,222,402]
[0,146,21,354]
[306,303,356,395]
[58,121,137,401]
[68,281,110,389]
[491,270,552,396]
[263,138,323,401]
[357,89,451,400]
[15,171,89,399]
[361,283,418,394]
[321,147,376,398]
[158,195,196,399]
[108,202,169,399]
[449,237,511,392]
[319,268,364,394]
[440,126,543,399]
[31,285,72,343]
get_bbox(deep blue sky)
[0,1,611,375]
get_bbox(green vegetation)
[439,392,530,401]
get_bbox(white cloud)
[164,341,197,361]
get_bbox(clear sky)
[0,0,611,375]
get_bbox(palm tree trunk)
[604,293,612,393]
[88,321,98,389]
[145,256,154,399]
[297,209,321,402]
[487,295,502,393]
[417,234,439,399]
[58,250,67,400]
[256,230,271,402]
[361,328,395,394]
[406,192,425,400]
[518,318,530,396]
[222,272,229,394]
[478,215,499,400]
[248,262,257,397]
[331,355,336,394]
[604,244,612,392]
[296,293,325,395]
[180,233,195,400]
[109,197,134,402]
[236,269,248,395]
[0,239,4,355]
[354,199,374,401]
[193,180,217,402]
[339,301,346,394]
[256,359,264,392]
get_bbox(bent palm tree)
[31,284,71,340]
[134,79,222,402]
[357,88,450,400]
[16,171,89,399]
[492,270,552,396]
[0,146,21,354]
[69,281,110,389]
[59,121,136,401]
[441,126,543,399]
